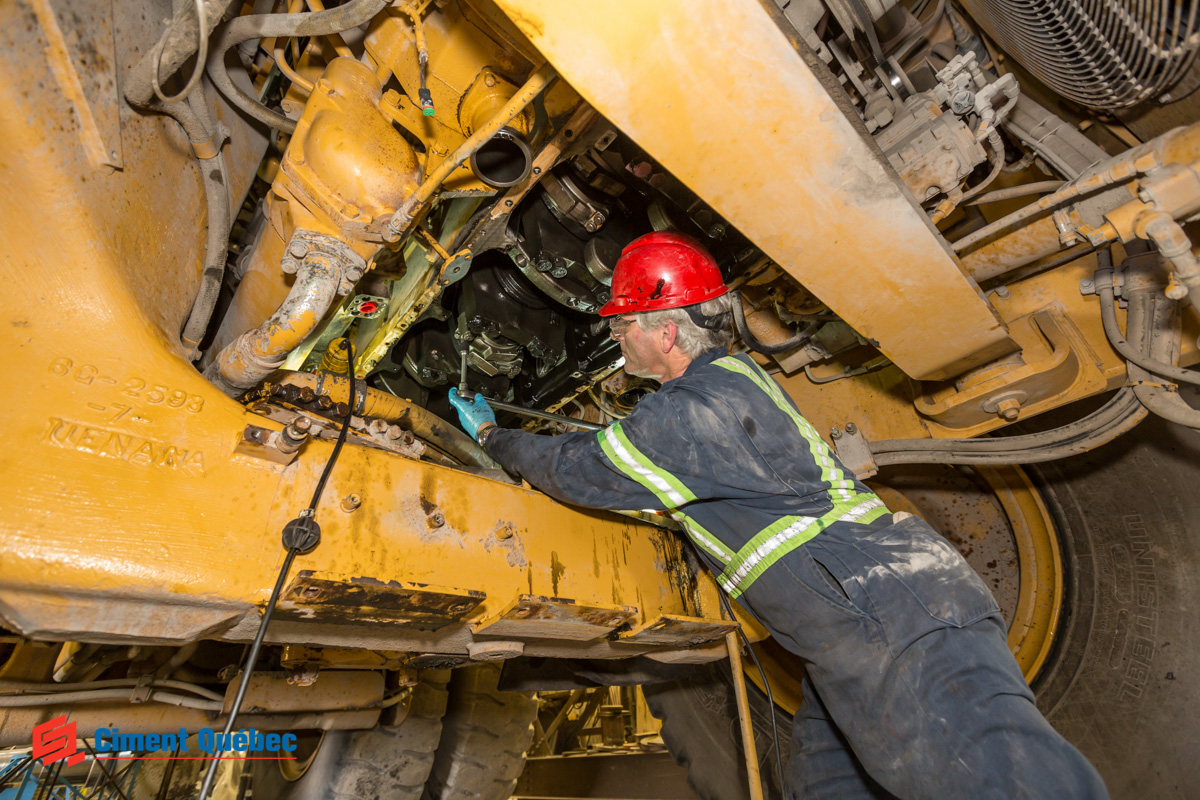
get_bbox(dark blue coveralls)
[486,347,1108,799]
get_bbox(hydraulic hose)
[1095,251,1200,386]
[181,90,233,358]
[205,0,389,133]
[125,0,236,109]
[870,388,1147,467]
[123,88,232,360]
[1123,265,1200,430]
[731,291,821,355]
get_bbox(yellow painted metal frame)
[493,0,1015,381]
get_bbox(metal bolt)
[536,259,553,273]
[1137,187,1154,204]
[316,395,334,410]
[497,524,514,541]
[532,167,542,175]
[368,419,389,435]
[427,512,445,529]
[288,241,309,259]
[341,493,362,512]
[845,422,858,435]
[385,424,404,440]
[551,266,569,279]
[995,398,1022,422]
[992,285,1011,300]
[280,258,299,275]
[830,426,843,440]
[297,388,316,404]
[290,416,312,433]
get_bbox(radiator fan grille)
[958,0,1200,110]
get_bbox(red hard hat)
[598,232,728,316]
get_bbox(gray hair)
[636,293,734,358]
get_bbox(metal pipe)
[205,0,390,133]
[1123,259,1200,429]
[0,679,222,703]
[273,42,315,92]
[204,252,345,396]
[0,689,220,711]
[386,63,557,241]
[726,631,766,800]
[1142,213,1200,319]
[486,398,604,431]
[965,180,1065,206]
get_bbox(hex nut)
[996,398,1022,421]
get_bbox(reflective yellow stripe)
[719,495,888,598]
[672,510,735,564]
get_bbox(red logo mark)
[32,715,85,767]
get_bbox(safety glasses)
[607,316,638,341]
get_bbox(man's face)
[610,315,669,380]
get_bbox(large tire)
[1031,412,1200,797]
[251,670,450,800]
[645,414,1200,799]
[422,662,539,800]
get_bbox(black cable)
[731,290,822,355]
[197,339,356,800]
[719,590,787,796]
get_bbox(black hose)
[180,91,232,358]
[731,291,821,355]
[205,0,390,133]
[124,90,232,359]
[870,388,1146,466]
[1095,252,1200,386]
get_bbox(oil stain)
[550,551,565,598]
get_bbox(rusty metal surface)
[472,595,637,641]
[222,669,384,714]
[277,571,485,631]
[616,614,739,647]
[492,0,1015,381]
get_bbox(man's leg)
[806,517,1109,799]
[788,672,896,800]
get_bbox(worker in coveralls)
[451,232,1108,800]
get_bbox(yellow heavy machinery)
[1,0,1198,797]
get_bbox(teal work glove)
[448,387,497,442]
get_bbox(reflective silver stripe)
[601,426,690,507]
[673,512,734,564]
[719,498,885,594]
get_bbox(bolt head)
[281,258,299,275]
[551,266,569,279]
[288,241,309,259]
[830,426,843,440]
[291,416,312,432]
[996,398,1022,421]
[427,512,445,529]
[845,422,858,435]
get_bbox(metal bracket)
[832,424,878,479]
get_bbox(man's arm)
[481,390,712,512]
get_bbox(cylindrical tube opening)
[470,127,532,188]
